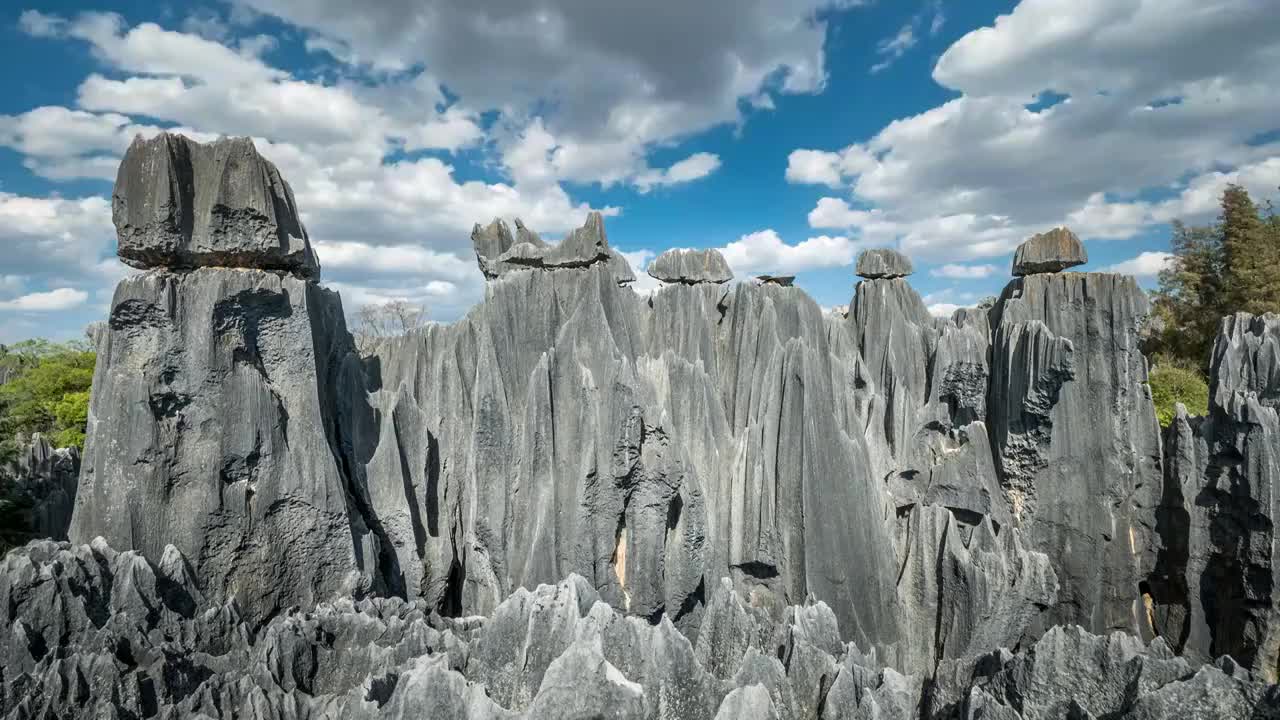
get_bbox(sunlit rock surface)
[5,133,1279,718]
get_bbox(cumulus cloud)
[635,153,722,193]
[1103,251,1174,278]
[789,0,1280,261]
[0,288,90,312]
[718,230,861,275]
[930,263,998,279]
[231,0,858,186]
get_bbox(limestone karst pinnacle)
[4,131,1280,718]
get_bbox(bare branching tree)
[353,300,427,355]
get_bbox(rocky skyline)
[1,0,1278,342]
[1,128,1276,718]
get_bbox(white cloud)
[927,302,961,317]
[930,263,998,279]
[635,153,722,193]
[17,10,67,38]
[232,0,861,186]
[616,249,663,296]
[1103,251,1174,278]
[718,229,861,275]
[789,0,1280,262]
[871,23,917,74]
[786,149,844,187]
[0,288,89,312]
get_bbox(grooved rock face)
[856,248,913,278]
[113,132,319,278]
[647,248,734,284]
[1011,227,1087,276]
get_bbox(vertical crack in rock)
[20,134,1280,717]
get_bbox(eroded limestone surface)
[5,132,1279,719]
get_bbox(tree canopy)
[0,340,95,464]
[1149,184,1280,373]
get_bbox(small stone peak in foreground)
[113,131,319,279]
[647,248,734,284]
[856,247,914,279]
[1012,227,1087,276]
[472,211,632,283]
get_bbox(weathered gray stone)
[1011,227,1087,276]
[647,248,734,284]
[23,131,1280,720]
[2,434,78,541]
[988,272,1160,636]
[1149,312,1280,679]
[113,133,319,278]
[756,274,795,286]
[69,268,367,624]
[856,248,914,279]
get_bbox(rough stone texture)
[988,272,1161,637]
[472,213,633,284]
[856,248,914,279]
[3,544,1272,719]
[113,133,319,278]
[646,248,734,284]
[1011,228,1087,276]
[756,275,796,286]
[1150,313,1280,680]
[20,135,1280,718]
[1,434,79,540]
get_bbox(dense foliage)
[1149,184,1280,372]
[1148,359,1210,428]
[0,340,95,464]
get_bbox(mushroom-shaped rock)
[647,248,734,284]
[856,248,914,279]
[756,274,795,286]
[113,132,319,279]
[1012,227,1087,276]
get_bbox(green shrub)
[0,341,95,464]
[1148,362,1209,427]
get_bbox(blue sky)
[1,0,1277,342]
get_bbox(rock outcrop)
[1011,227,1087,276]
[856,247,914,278]
[113,133,320,278]
[5,134,1279,718]
[4,540,1274,720]
[646,248,734,284]
[1,434,78,541]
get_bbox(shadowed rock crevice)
[17,133,1280,718]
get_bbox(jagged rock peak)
[856,247,913,278]
[472,211,632,282]
[755,274,795,286]
[113,132,319,279]
[1011,227,1087,276]
[647,248,734,284]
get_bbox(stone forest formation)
[2,132,1279,719]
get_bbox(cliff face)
[4,133,1279,718]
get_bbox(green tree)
[1148,358,1210,427]
[0,341,96,464]
[1152,184,1280,372]
[1220,184,1280,316]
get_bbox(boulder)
[647,248,734,284]
[113,133,320,278]
[856,248,913,278]
[1011,227,1087,276]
